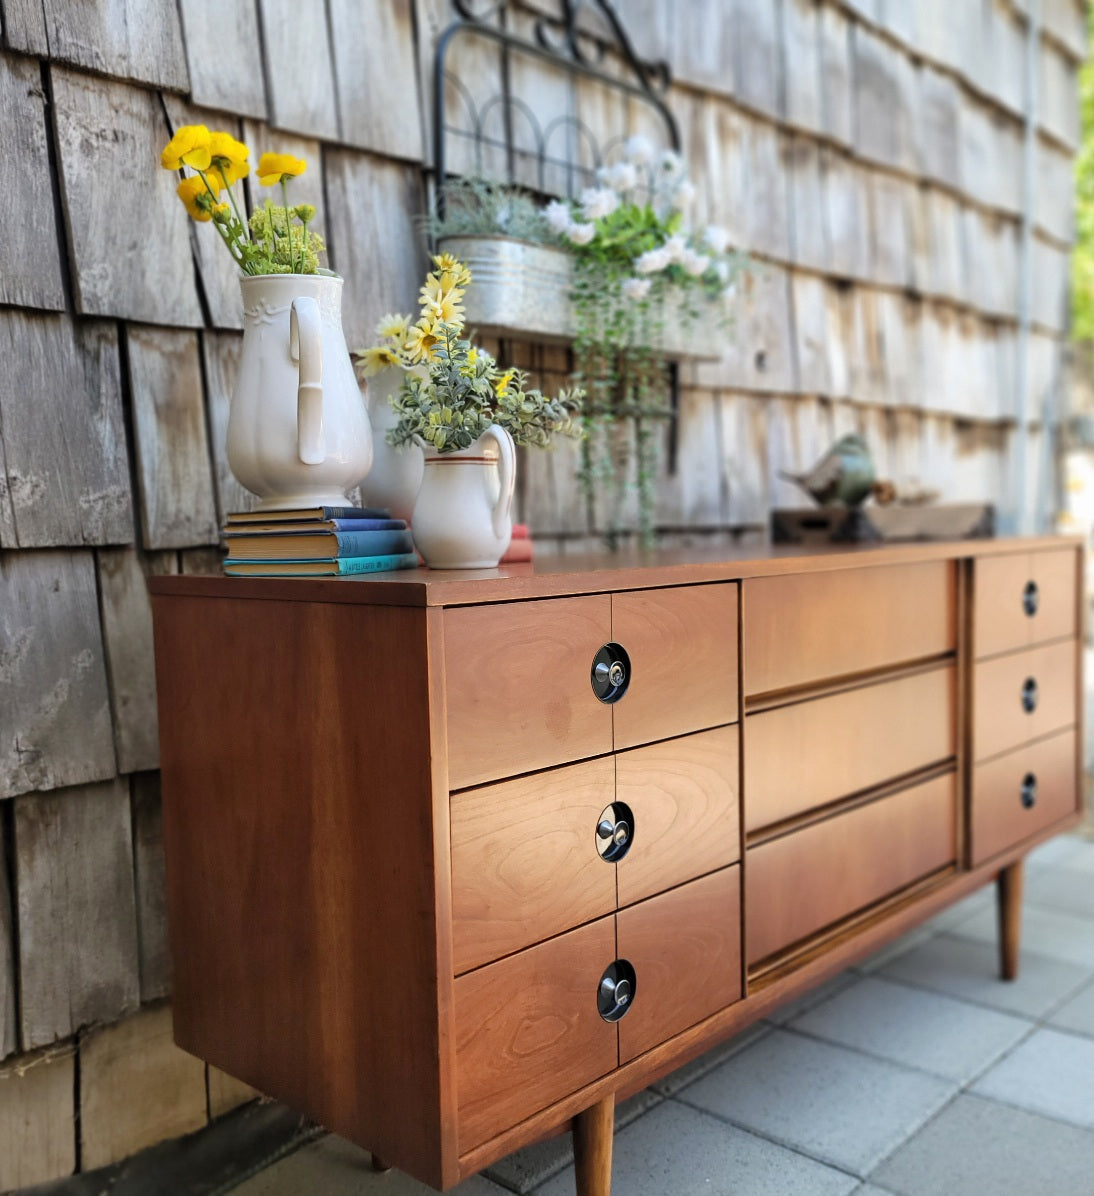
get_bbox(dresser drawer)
[451,757,616,975]
[971,729,1079,865]
[455,917,618,1151]
[617,867,741,1063]
[746,773,956,966]
[973,548,1078,659]
[744,665,955,831]
[444,596,613,789]
[744,562,956,696]
[610,584,738,750]
[615,726,739,907]
[972,639,1077,763]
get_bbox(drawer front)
[971,729,1078,865]
[973,548,1078,658]
[451,757,616,975]
[615,727,740,908]
[744,562,956,696]
[455,917,618,1151]
[972,639,1077,763]
[746,773,957,966]
[617,867,742,1063]
[610,584,738,750]
[445,596,613,789]
[744,665,955,831]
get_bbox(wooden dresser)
[149,537,1084,1196]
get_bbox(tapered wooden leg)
[370,1153,391,1173]
[573,1093,615,1196]
[997,860,1024,981]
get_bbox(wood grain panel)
[177,0,267,118]
[444,596,613,789]
[615,727,740,908]
[153,596,451,1185]
[0,1045,75,1190]
[14,779,140,1048]
[131,772,169,1002]
[744,562,956,696]
[745,665,955,831]
[971,729,1078,865]
[617,868,742,1063]
[611,584,738,750]
[450,757,616,974]
[256,0,339,138]
[455,918,617,1151]
[746,774,956,965]
[972,639,1077,763]
[973,548,1078,658]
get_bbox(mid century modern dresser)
[149,536,1084,1196]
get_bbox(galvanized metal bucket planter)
[439,235,722,361]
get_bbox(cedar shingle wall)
[0,0,1082,1184]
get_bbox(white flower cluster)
[541,135,738,306]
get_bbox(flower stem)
[280,179,295,273]
[195,169,243,265]
[219,166,249,246]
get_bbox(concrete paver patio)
[228,832,1094,1196]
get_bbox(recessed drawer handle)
[1021,677,1038,714]
[591,643,630,704]
[595,801,634,862]
[1021,772,1038,809]
[597,959,637,1022]
[1023,580,1039,617]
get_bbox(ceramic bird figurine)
[780,434,876,508]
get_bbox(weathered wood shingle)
[0,816,15,1061]
[0,51,65,310]
[201,330,253,522]
[0,551,115,800]
[0,1046,76,1190]
[131,772,169,1002]
[51,67,202,326]
[15,778,139,1048]
[257,0,339,139]
[0,313,132,549]
[177,0,267,119]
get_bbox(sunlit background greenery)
[1072,8,1094,339]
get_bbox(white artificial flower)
[671,180,697,210]
[625,134,655,165]
[682,249,710,277]
[621,276,652,301]
[664,233,688,263]
[567,221,596,245]
[544,199,573,234]
[580,186,620,221]
[722,282,739,302]
[659,149,683,176]
[714,259,731,284]
[605,161,638,193]
[635,246,671,274]
[703,224,730,254]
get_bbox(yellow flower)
[177,175,215,221]
[495,369,515,397]
[375,313,410,341]
[355,346,402,377]
[432,252,471,287]
[421,290,464,326]
[161,124,212,171]
[207,131,250,185]
[212,203,231,224]
[403,318,439,362]
[257,152,307,185]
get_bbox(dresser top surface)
[147,535,1082,609]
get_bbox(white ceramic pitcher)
[227,274,372,511]
[411,426,515,568]
[358,368,424,523]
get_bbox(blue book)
[223,527,414,560]
[223,552,420,577]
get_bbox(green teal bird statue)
[779,434,876,507]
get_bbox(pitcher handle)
[483,425,516,540]
[290,296,324,465]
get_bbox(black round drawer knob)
[1021,772,1038,809]
[1021,677,1038,714]
[597,959,637,1022]
[595,802,634,862]
[591,643,630,703]
[1023,580,1039,617]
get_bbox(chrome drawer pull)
[1021,677,1038,714]
[597,960,637,1022]
[590,643,630,703]
[1023,579,1039,617]
[595,802,634,862]
[1021,772,1038,809]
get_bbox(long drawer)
[744,561,956,696]
[744,665,955,831]
[745,773,956,966]
[971,639,1077,763]
[973,548,1078,658]
[971,728,1078,865]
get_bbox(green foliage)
[425,177,556,244]
[1073,8,1094,340]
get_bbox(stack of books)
[500,524,533,564]
[222,505,420,576]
